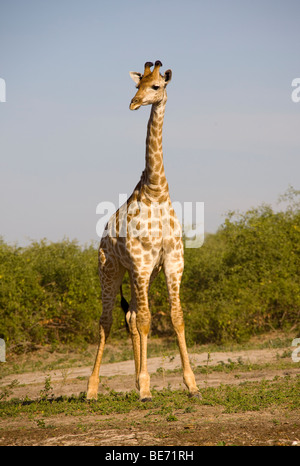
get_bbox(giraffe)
[87,60,199,401]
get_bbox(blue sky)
[0,0,300,245]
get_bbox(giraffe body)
[87,61,199,401]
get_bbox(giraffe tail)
[120,286,130,333]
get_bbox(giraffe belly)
[101,232,164,273]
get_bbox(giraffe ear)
[164,69,172,84]
[129,71,142,85]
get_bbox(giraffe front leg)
[134,281,152,401]
[164,258,200,398]
[172,311,199,397]
[87,257,125,400]
[87,325,106,400]
[137,315,152,402]
[175,320,200,397]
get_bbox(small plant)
[36,418,46,428]
[77,423,88,432]
[184,406,195,413]
[0,379,19,401]
[39,376,54,401]
[166,413,178,422]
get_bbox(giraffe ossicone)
[87,61,199,401]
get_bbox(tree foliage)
[0,188,299,352]
[182,187,300,343]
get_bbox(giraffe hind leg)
[123,276,141,392]
[133,271,152,401]
[126,268,160,399]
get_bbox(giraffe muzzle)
[130,98,141,111]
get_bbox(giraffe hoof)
[86,382,99,400]
[87,375,100,400]
[86,390,98,401]
[188,390,201,399]
[141,397,152,403]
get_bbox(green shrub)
[0,239,101,349]
[1,187,299,352]
[182,187,300,344]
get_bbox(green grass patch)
[201,375,300,413]
[194,356,300,375]
[1,375,299,419]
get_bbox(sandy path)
[1,347,297,400]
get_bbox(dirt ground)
[1,344,300,446]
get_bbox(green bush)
[182,187,300,344]
[0,239,101,349]
[0,187,299,352]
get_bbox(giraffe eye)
[152,85,160,91]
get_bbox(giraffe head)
[129,61,172,110]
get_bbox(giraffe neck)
[144,97,169,200]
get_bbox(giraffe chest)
[102,196,182,271]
